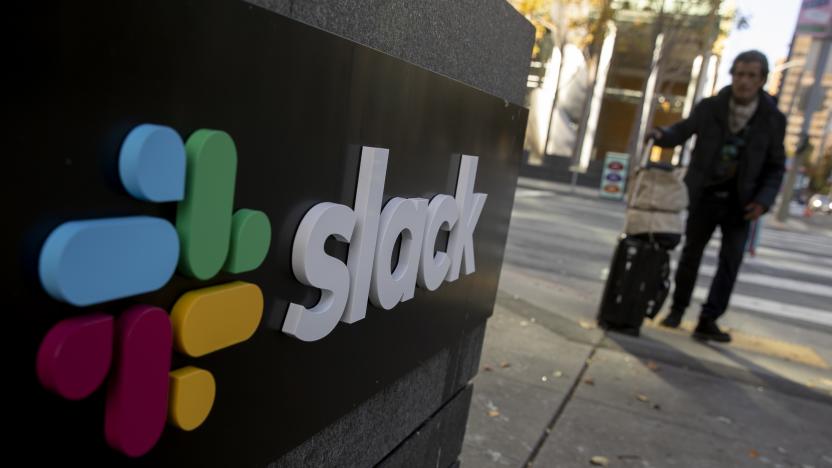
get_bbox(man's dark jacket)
[655,86,786,212]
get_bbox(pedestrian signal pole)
[776,37,831,223]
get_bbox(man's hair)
[730,50,769,79]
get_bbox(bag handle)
[623,139,655,240]
[627,138,654,208]
[637,138,655,169]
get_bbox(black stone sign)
[8,0,526,465]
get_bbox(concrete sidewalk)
[461,271,832,467]
[461,178,832,468]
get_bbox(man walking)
[648,50,786,342]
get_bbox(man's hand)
[644,128,663,143]
[744,202,765,221]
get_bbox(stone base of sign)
[268,324,484,466]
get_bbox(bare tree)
[509,0,613,161]
[624,0,728,164]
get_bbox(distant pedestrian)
[646,50,786,342]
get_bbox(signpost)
[777,0,831,222]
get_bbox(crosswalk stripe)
[740,255,832,281]
[706,240,832,266]
[515,188,553,198]
[759,227,831,242]
[757,236,832,255]
[693,286,832,327]
[677,261,832,298]
[759,234,832,252]
[754,245,832,265]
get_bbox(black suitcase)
[597,235,672,336]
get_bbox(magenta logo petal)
[35,125,269,457]
[36,313,114,400]
[104,305,173,457]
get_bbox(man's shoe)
[660,310,684,328]
[692,319,731,343]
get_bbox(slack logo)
[30,126,487,457]
[283,147,487,342]
[35,124,269,457]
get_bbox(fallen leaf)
[748,449,759,459]
[578,320,597,330]
[636,394,649,402]
[500,361,511,369]
[646,360,660,371]
[583,378,595,386]
[488,410,500,417]
[483,365,493,372]
[590,455,609,466]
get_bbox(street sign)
[797,0,832,37]
[599,152,630,200]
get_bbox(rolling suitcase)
[597,235,671,336]
[596,140,681,336]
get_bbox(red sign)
[797,0,832,37]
